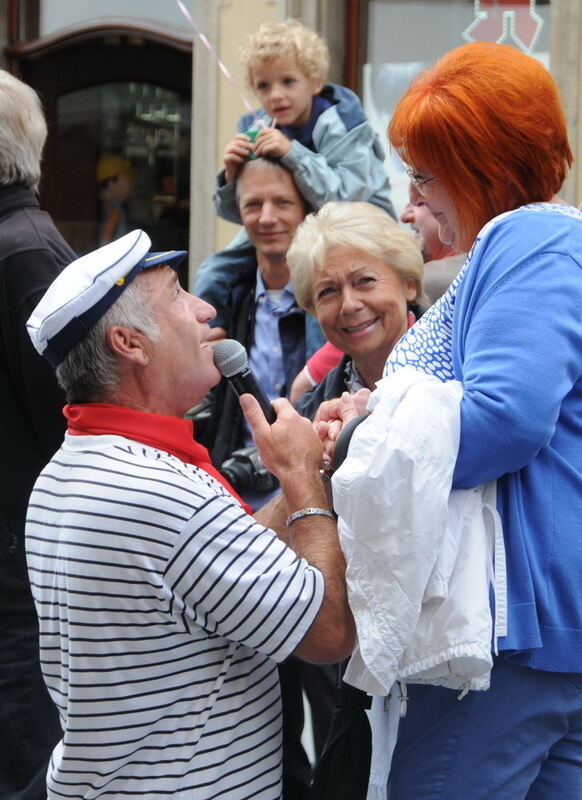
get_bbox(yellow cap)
[96,154,135,183]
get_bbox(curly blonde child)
[240,19,329,88]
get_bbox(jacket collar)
[0,183,39,219]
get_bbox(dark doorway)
[7,25,191,277]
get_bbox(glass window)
[56,81,190,277]
[364,0,551,214]
[40,0,191,36]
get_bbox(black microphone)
[213,339,277,424]
[332,414,368,471]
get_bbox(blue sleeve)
[213,173,242,224]
[277,85,394,217]
[194,234,255,330]
[280,118,394,217]
[452,221,582,488]
[214,110,266,224]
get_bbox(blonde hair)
[287,202,425,313]
[240,19,329,88]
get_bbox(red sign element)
[463,0,543,53]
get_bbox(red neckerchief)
[64,403,252,514]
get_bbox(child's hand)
[253,129,292,159]
[223,134,254,182]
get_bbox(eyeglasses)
[405,166,435,194]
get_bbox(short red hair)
[389,42,573,251]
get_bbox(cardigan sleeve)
[452,220,582,488]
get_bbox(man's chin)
[258,233,286,244]
[258,245,288,260]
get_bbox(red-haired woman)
[377,42,582,799]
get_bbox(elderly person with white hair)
[287,200,424,418]
[24,230,354,799]
[0,69,74,799]
[284,201,424,798]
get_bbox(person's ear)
[405,279,418,303]
[312,78,324,96]
[106,325,149,366]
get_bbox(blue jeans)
[387,657,582,799]
[0,601,61,800]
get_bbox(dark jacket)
[197,261,322,470]
[0,183,75,607]
[295,354,352,420]
[0,186,84,799]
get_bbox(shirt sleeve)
[213,169,245,225]
[163,492,325,662]
[306,341,344,385]
[453,227,582,488]
[213,111,263,224]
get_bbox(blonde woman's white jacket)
[332,367,506,696]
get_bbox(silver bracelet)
[286,507,336,527]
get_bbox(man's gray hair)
[56,276,160,404]
[0,70,47,192]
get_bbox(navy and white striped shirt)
[26,433,324,799]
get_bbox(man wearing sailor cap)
[25,229,353,800]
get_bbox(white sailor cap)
[27,229,187,367]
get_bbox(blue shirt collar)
[254,268,296,310]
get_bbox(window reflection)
[56,81,190,281]
[363,0,551,215]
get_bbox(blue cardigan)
[389,203,582,672]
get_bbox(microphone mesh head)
[213,339,248,378]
